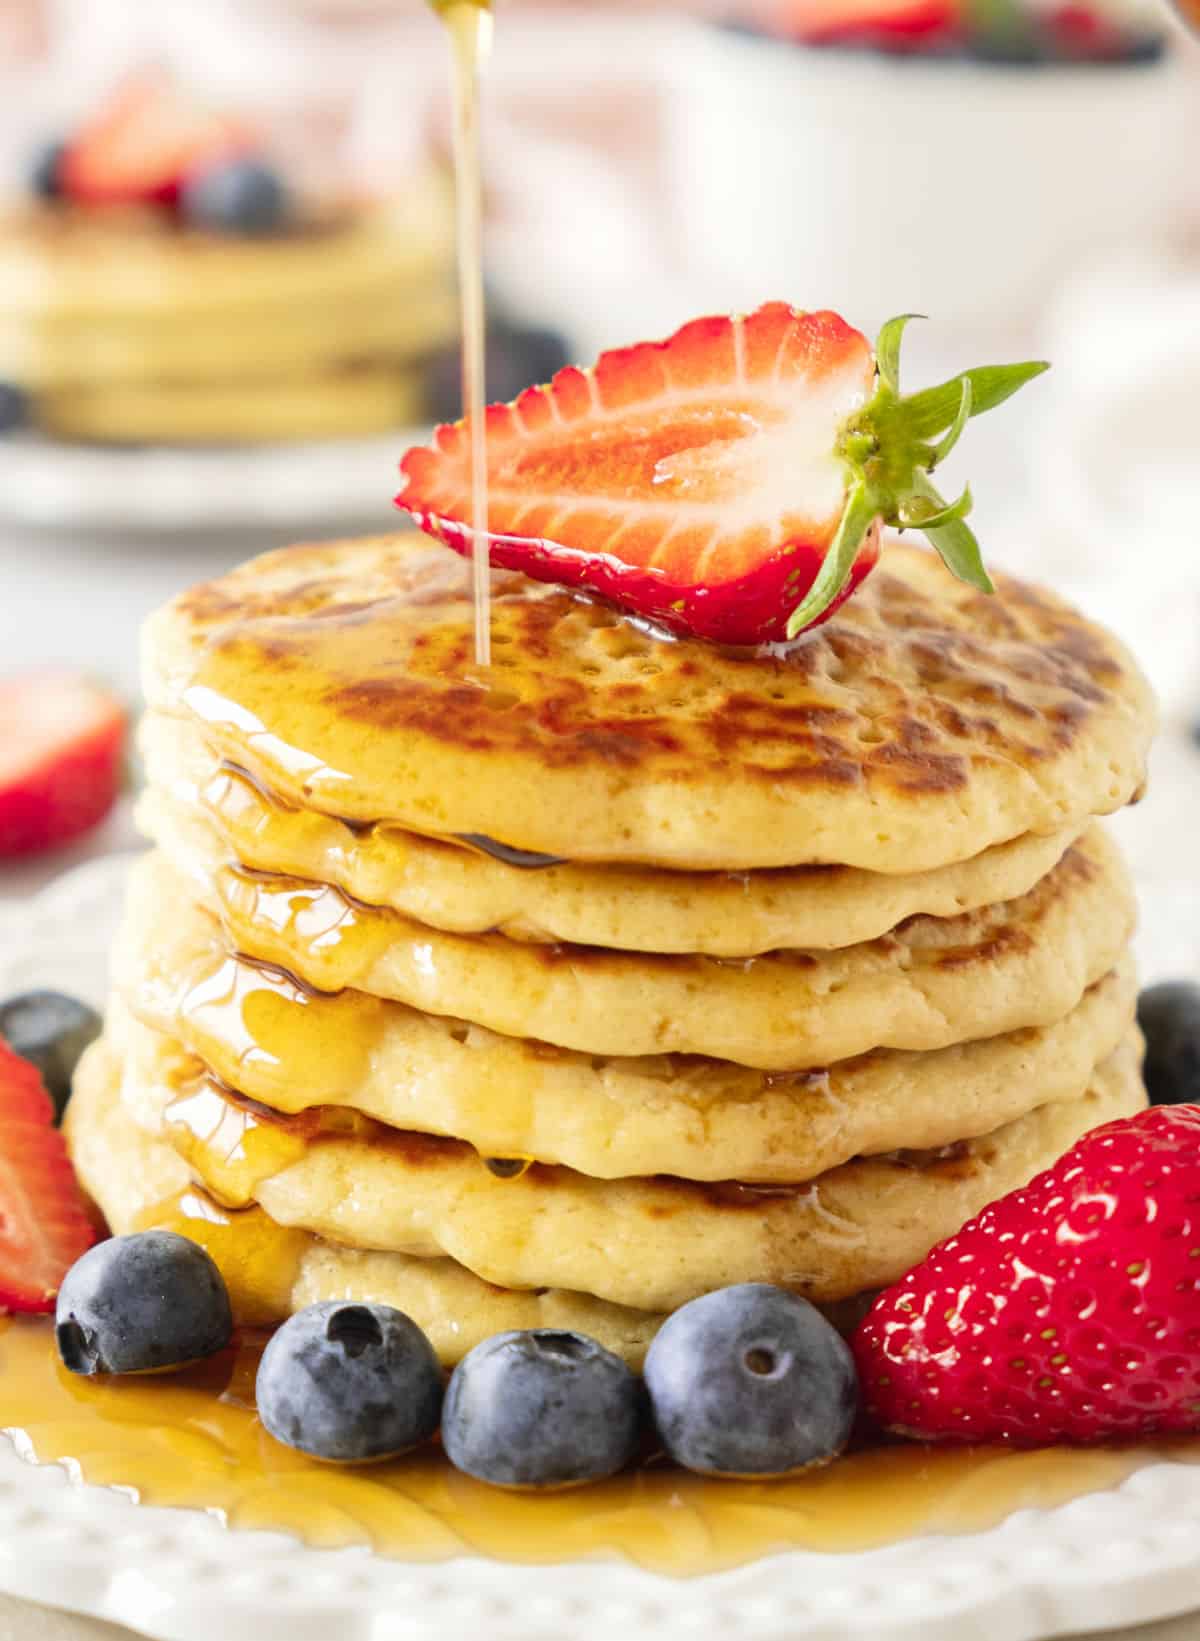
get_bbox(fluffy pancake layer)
[142,536,1156,871]
[113,874,1138,1182]
[67,1037,666,1366]
[0,191,454,443]
[130,828,1135,1068]
[100,1008,1146,1313]
[140,713,1085,955]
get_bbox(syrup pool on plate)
[3,1316,1196,1572]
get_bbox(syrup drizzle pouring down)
[438,0,493,667]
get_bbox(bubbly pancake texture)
[66,1039,666,1367]
[141,534,1156,871]
[108,1025,1146,1313]
[139,713,1084,955]
[112,869,1137,1181]
[138,829,1135,1068]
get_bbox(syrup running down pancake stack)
[68,533,1157,1366]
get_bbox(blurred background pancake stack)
[0,189,456,445]
[0,69,576,452]
[68,533,1157,1366]
[0,72,461,446]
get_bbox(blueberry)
[424,324,571,425]
[0,990,101,1121]
[29,138,67,201]
[256,1302,442,1462]
[0,382,29,435]
[644,1284,857,1477]
[1138,981,1200,1106]
[442,1329,641,1489]
[181,158,289,235]
[56,1231,233,1376]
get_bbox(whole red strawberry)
[855,1104,1200,1445]
[0,1039,96,1313]
[397,304,1047,645]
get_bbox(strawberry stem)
[785,321,1047,636]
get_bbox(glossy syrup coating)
[129,830,1135,1069]
[141,535,1155,871]
[1,1315,1181,1571]
[138,712,1089,957]
[65,1036,671,1363]
[111,871,1138,1183]
[84,1012,1147,1316]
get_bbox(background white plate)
[1,849,1199,1641]
[0,432,419,536]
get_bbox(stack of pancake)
[0,178,454,444]
[68,535,1157,1367]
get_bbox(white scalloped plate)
[3,852,1200,1641]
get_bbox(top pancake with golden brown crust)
[142,533,1156,871]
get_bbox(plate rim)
[4,1438,1200,1641]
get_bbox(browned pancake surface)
[143,535,1155,869]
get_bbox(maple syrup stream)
[441,0,493,667]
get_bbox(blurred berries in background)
[0,672,127,859]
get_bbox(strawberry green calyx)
[786,317,1048,638]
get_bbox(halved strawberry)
[61,72,252,209]
[397,304,1047,645]
[0,1039,96,1313]
[0,671,127,858]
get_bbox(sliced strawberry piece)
[397,304,1048,645]
[768,0,958,46]
[61,72,253,209]
[0,1039,96,1313]
[0,671,127,858]
[854,1102,1200,1445]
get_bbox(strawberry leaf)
[908,473,993,593]
[874,313,924,396]
[901,360,1049,440]
[786,479,878,638]
[900,482,973,531]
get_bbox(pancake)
[0,279,453,399]
[37,363,427,446]
[137,827,1135,1068]
[141,534,1156,871]
[66,1037,667,1367]
[110,1023,1146,1313]
[0,190,452,389]
[139,713,1085,955]
[112,878,1138,1180]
